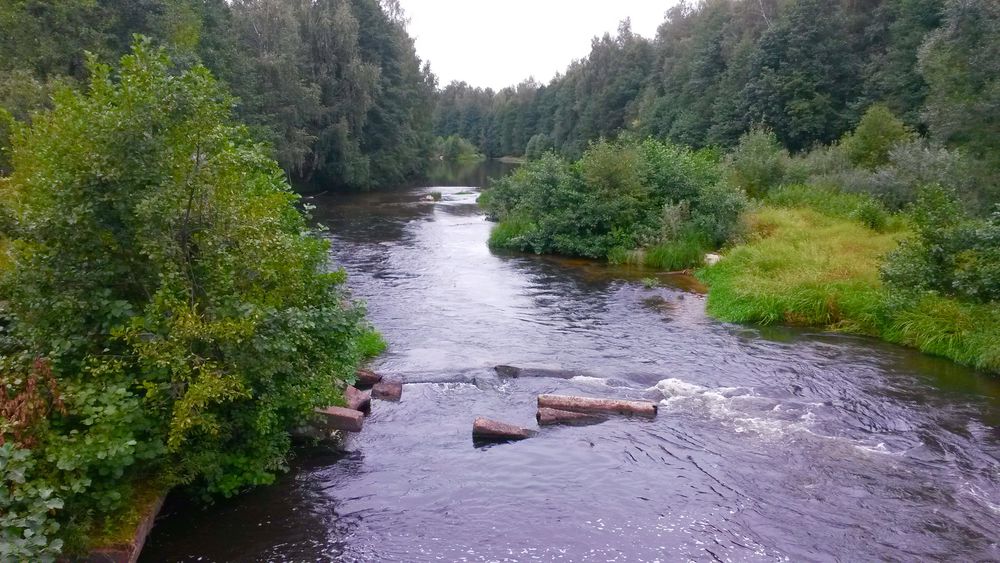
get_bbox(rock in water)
[472,417,534,444]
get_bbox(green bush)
[432,135,483,162]
[840,104,913,170]
[483,138,742,262]
[725,127,788,198]
[0,40,377,557]
[882,185,1000,303]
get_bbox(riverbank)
[699,201,1000,374]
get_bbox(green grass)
[700,204,1000,373]
[487,215,535,250]
[357,328,387,359]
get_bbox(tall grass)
[700,202,1000,373]
[700,207,900,331]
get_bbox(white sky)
[397,0,680,90]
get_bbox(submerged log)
[472,417,534,443]
[494,365,580,380]
[315,406,365,432]
[355,368,382,388]
[536,407,606,427]
[344,385,371,414]
[537,394,657,418]
[372,381,403,402]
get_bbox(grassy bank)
[700,196,1000,373]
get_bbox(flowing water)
[142,162,999,562]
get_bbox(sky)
[397,0,680,90]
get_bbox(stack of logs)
[313,368,403,434]
[473,394,658,445]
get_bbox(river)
[142,161,999,562]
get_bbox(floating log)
[315,406,365,432]
[472,417,534,443]
[536,407,606,427]
[355,368,382,388]
[537,394,657,418]
[344,385,371,414]
[495,365,580,380]
[372,381,403,402]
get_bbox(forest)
[0,0,998,560]
[0,0,435,190]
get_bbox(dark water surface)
[142,162,999,562]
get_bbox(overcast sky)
[397,0,679,90]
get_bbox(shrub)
[882,185,1000,303]
[725,127,788,198]
[483,138,741,262]
[0,40,376,556]
[864,139,981,211]
[840,104,913,170]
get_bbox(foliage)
[840,104,913,169]
[724,128,788,198]
[525,133,554,160]
[0,41,378,557]
[700,201,999,373]
[484,138,742,267]
[0,0,435,190]
[432,135,483,162]
[882,185,1000,302]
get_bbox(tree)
[1,40,374,556]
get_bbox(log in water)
[536,407,606,426]
[472,417,534,443]
[537,394,657,417]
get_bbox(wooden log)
[495,365,580,379]
[315,406,365,432]
[537,394,657,417]
[472,417,534,443]
[355,368,382,388]
[372,381,402,401]
[536,407,605,427]
[344,385,371,413]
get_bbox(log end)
[344,385,372,414]
[355,368,383,389]
[472,416,535,444]
[315,406,365,432]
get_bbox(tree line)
[433,0,998,196]
[0,0,436,189]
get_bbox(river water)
[142,162,999,562]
